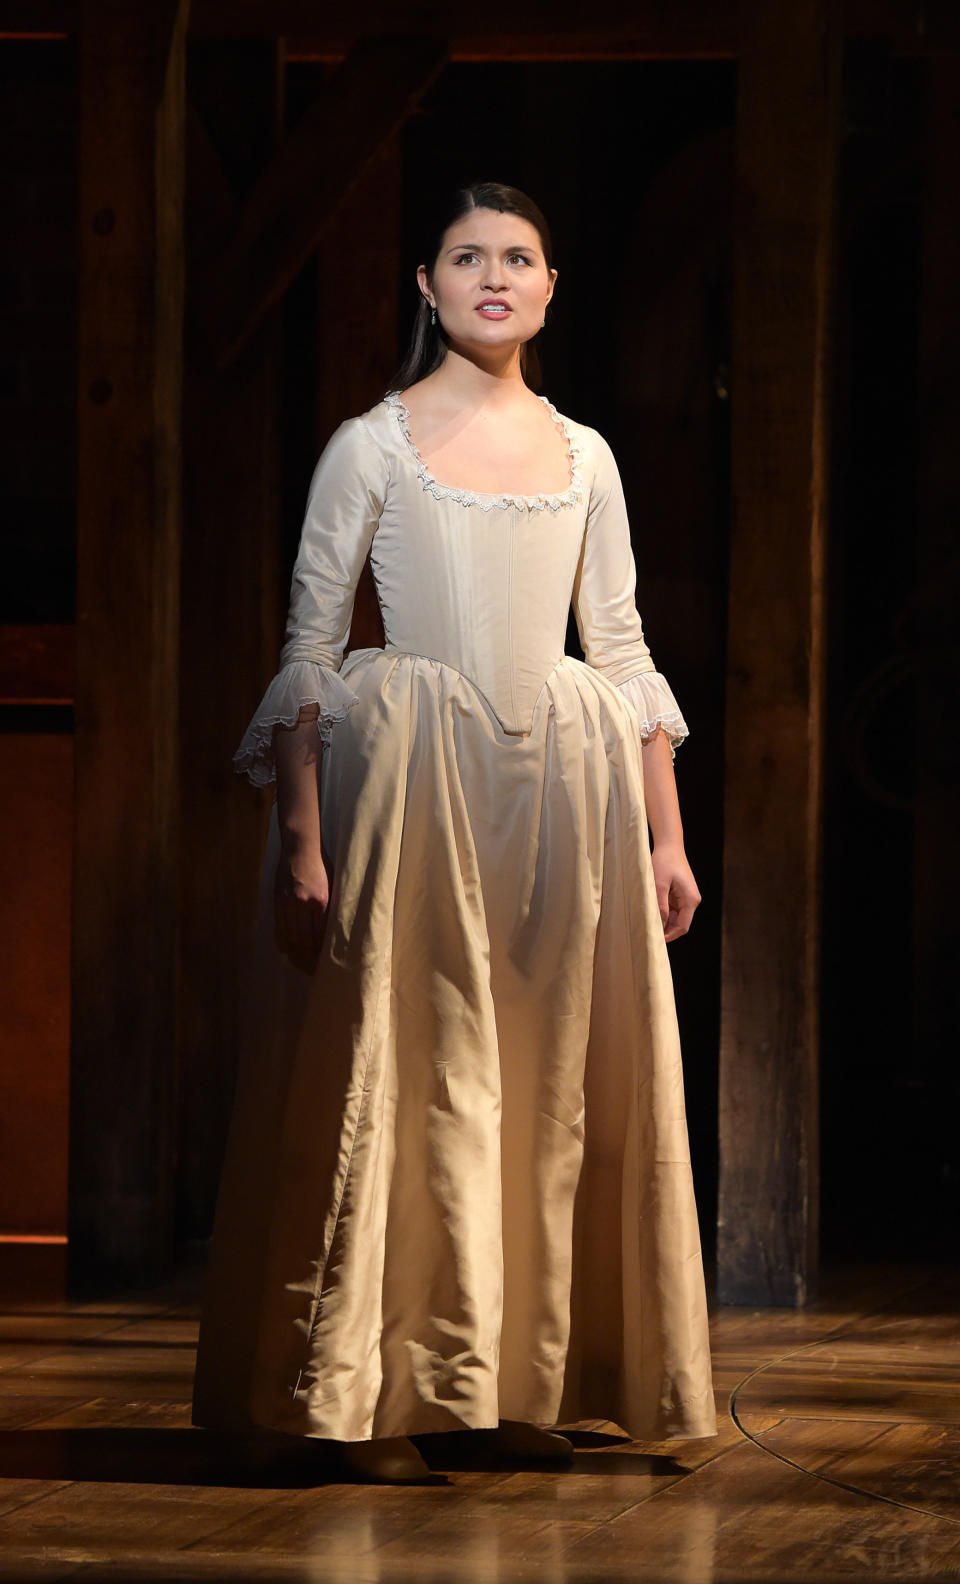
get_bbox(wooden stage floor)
[0,1261,957,1583]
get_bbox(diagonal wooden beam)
[184,95,238,264]
[191,35,447,368]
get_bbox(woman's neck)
[422,346,530,411]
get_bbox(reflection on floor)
[0,1262,957,1582]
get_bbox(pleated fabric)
[192,647,716,1444]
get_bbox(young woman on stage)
[192,180,716,1483]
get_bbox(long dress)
[191,390,717,1446]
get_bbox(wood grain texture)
[9,0,960,55]
[754,1418,960,1524]
[0,733,71,1246]
[717,0,841,1306]
[70,0,191,1291]
[0,1263,957,1581]
[176,41,284,1246]
[912,57,960,1236]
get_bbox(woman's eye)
[451,252,533,266]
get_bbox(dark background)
[1,37,955,1274]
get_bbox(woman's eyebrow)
[445,242,538,255]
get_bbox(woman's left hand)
[650,842,701,942]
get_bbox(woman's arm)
[573,429,700,940]
[232,415,389,967]
[273,703,329,967]
[571,431,690,760]
[233,415,389,788]
[640,727,701,941]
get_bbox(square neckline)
[383,390,583,514]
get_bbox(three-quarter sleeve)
[233,416,389,786]
[572,432,689,761]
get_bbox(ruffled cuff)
[232,660,359,787]
[617,670,690,762]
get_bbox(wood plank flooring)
[0,1261,957,1582]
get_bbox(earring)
[431,306,437,326]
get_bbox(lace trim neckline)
[384,390,584,513]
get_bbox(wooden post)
[913,58,960,1192]
[70,0,190,1290]
[717,0,840,1305]
[175,44,284,1242]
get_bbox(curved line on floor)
[726,1278,960,1530]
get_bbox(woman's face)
[418,208,557,357]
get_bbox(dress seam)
[616,735,648,1416]
[506,508,519,728]
[296,963,393,1392]
[353,410,394,508]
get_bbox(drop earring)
[431,306,437,326]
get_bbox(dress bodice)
[279,396,659,738]
[369,394,592,734]
[233,394,690,784]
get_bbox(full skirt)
[191,649,717,1443]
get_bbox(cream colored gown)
[191,392,717,1446]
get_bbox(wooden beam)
[176,41,284,1243]
[191,35,446,368]
[70,0,190,1291]
[284,19,736,61]
[194,0,960,51]
[0,0,71,35]
[0,625,74,704]
[717,0,840,1305]
[192,0,731,42]
[4,0,960,52]
[0,727,72,1273]
[912,59,960,1204]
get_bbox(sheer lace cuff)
[617,670,690,762]
[233,660,359,787]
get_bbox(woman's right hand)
[274,842,330,971]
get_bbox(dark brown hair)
[387,180,554,394]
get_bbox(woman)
[192,180,717,1483]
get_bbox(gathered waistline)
[337,646,637,743]
[341,645,576,738]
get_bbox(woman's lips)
[476,302,511,316]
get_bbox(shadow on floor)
[0,1426,687,1488]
